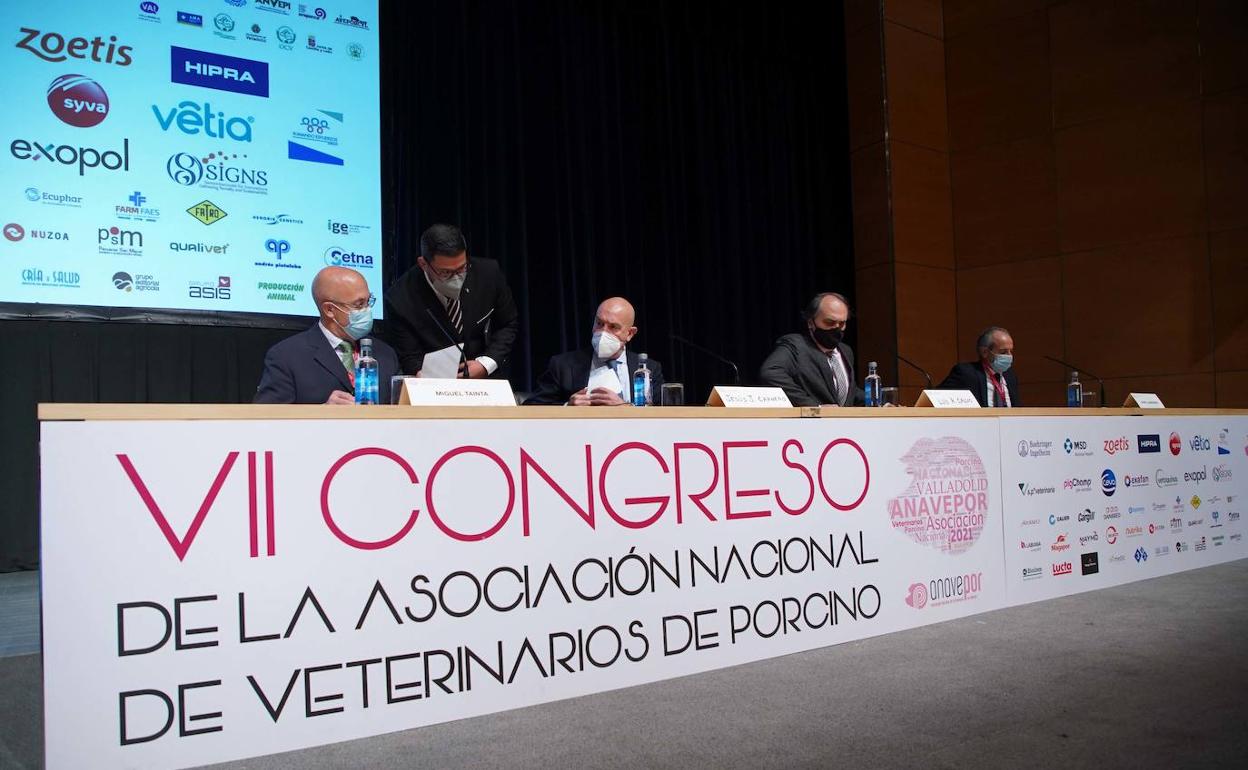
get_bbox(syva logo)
[16,27,133,66]
[152,101,254,142]
[47,75,109,127]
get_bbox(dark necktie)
[447,298,463,335]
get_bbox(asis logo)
[46,74,109,127]
[1100,469,1117,496]
[1169,432,1182,455]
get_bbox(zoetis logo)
[1103,437,1131,455]
[46,74,109,127]
[905,572,982,609]
[16,27,134,66]
[10,137,130,176]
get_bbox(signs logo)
[1136,434,1161,453]
[1103,437,1131,455]
[16,28,134,66]
[46,74,109,127]
[4,223,24,241]
[1212,464,1233,483]
[10,137,130,176]
[887,437,988,556]
[170,46,269,98]
[166,150,268,194]
[1100,469,1116,496]
[1169,432,1181,455]
[187,200,227,225]
[1080,552,1099,575]
[153,100,254,142]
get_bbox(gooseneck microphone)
[671,333,741,384]
[425,307,468,378]
[1043,355,1106,407]
[896,354,933,389]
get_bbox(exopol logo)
[10,138,130,175]
[46,74,109,127]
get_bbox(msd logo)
[170,46,268,97]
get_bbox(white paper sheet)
[587,364,622,394]
[419,344,464,379]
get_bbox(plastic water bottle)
[864,361,882,407]
[1066,371,1082,408]
[355,338,379,405]
[632,354,652,406]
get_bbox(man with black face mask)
[759,292,865,407]
[384,223,520,377]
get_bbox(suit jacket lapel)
[416,272,461,343]
[308,326,354,393]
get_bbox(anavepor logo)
[10,137,130,175]
[16,27,134,66]
[1137,434,1161,453]
[1100,469,1116,496]
[170,46,269,97]
[905,572,982,609]
[153,100,254,142]
[46,75,109,127]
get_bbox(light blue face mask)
[336,304,374,340]
[989,353,1013,374]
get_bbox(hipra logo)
[46,74,109,127]
[16,28,134,66]
[1064,438,1092,456]
[1122,473,1149,489]
[904,583,928,609]
[1133,547,1148,563]
[1105,525,1118,544]
[1137,434,1161,453]
[1189,435,1212,452]
[1212,465,1232,483]
[1155,469,1179,487]
[1052,561,1073,576]
[1103,437,1131,455]
[1063,477,1093,492]
[1169,432,1182,455]
[1077,508,1096,523]
[906,572,982,609]
[324,246,374,268]
[170,46,269,98]
[1080,551,1099,575]
[10,137,130,176]
[1184,466,1207,484]
[1050,533,1071,552]
[1019,482,1056,497]
[153,100,254,142]
[888,437,987,556]
[1100,469,1116,496]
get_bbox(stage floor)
[3,561,1246,769]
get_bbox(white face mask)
[430,271,465,300]
[592,330,623,360]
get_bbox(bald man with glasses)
[254,266,401,404]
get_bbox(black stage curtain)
[0,0,852,570]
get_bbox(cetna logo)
[170,46,269,98]
[153,100,254,142]
[324,246,373,267]
[4,223,25,241]
[1100,469,1116,496]
[10,137,130,176]
[1169,432,1182,455]
[904,583,927,609]
[1103,437,1130,455]
[1137,434,1161,453]
[16,28,134,66]
[46,74,109,127]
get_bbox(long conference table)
[37,404,1248,768]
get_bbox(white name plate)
[398,377,516,407]
[707,386,793,408]
[915,389,980,408]
[1124,392,1165,408]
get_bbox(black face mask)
[810,326,843,349]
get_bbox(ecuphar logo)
[170,46,269,97]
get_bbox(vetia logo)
[1169,432,1182,455]
[1189,435,1212,452]
[904,583,928,609]
[170,46,269,98]
[46,74,109,127]
[1052,562,1072,576]
[16,27,134,66]
[153,101,254,142]
[1137,434,1161,453]
[1103,437,1131,455]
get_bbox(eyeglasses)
[426,261,471,281]
[332,294,375,311]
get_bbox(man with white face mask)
[255,266,400,404]
[937,326,1022,407]
[523,296,664,406]
[384,223,520,377]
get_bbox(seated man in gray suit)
[254,266,400,404]
[759,292,865,407]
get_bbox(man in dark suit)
[384,223,519,377]
[255,266,400,404]
[937,326,1021,407]
[524,297,664,406]
[759,292,865,407]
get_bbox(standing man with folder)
[385,223,519,377]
